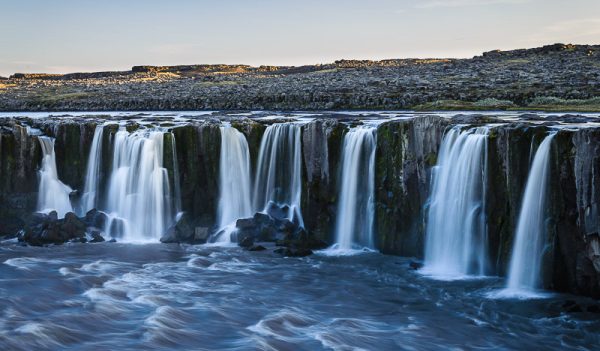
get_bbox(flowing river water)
[1,241,599,350]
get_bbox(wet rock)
[562,300,583,313]
[19,211,87,246]
[248,245,267,252]
[235,212,278,243]
[160,213,202,244]
[518,113,544,121]
[88,227,105,243]
[239,236,255,248]
[234,204,326,251]
[544,114,597,123]
[265,202,290,222]
[451,114,500,124]
[375,116,447,257]
[586,305,600,313]
[274,247,313,257]
[409,261,424,270]
[84,209,108,229]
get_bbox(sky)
[1,0,599,76]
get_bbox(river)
[1,241,598,350]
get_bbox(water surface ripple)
[0,243,598,350]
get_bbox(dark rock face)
[485,125,544,275]
[0,122,42,236]
[52,121,97,190]
[172,121,221,228]
[568,129,600,296]
[374,116,447,256]
[301,119,346,243]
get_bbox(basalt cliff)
[1,111,600,299]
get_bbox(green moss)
[125,122,140,133]
[425,152,437,167]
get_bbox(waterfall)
[253,123,304,227]
[80,125,104,215]
[505,133,556,293]
[214,125,253,242]
[423,126,489,278]
[103,129,174,242]
[37,136,74,218]
[332,126,377,251]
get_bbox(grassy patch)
[414,97,600,112]
[27,87,92,104]
[309,68,338,75]
[520,96,600,112]
[0,83,17,90]
[413,99,509,111]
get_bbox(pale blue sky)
[1,0,599,76]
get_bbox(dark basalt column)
[374,116,447,257]
[0,121,42,235]
[301,119,346,243]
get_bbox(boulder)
[238,236,254,248]
[233,203,326,253]
[87,227,105,243]
[18,211,87,246]
[84,209,108,229]
[160,213,205,244]
[274,247,313,257]
[409,261,424,270]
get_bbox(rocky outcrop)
[231,203,328,255]
[160,213,208,244]
[18,210,107,246]
[1,44,599,111]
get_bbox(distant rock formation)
[1,43,598,111]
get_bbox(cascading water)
[103,128,174,242]
[253,123,304,227]
[332,126,377,251]
[504,133,556,293]
[423,126,489,278]
[214,125,253,243]
[37,136,74,218]
[80,125,104,215]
